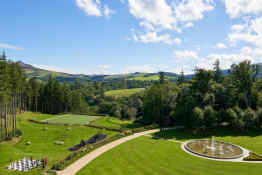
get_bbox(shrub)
[233,106,244,119]
[203,106,217,128]
[124,130,133,135]
[243,108,256,130]
[256,108,262,127]
[15,129,23,137]
[243,152,262,161]
[225,108,238,128]
[192,107,204,128]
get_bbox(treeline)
[143,60,262,131]
[0,52,25,140]
[97,60,262,132]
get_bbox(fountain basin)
[184,140,244,159]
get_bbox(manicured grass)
[77,130,262,175]
[91,117,142,130]
[153,129,262,155]
[105,88,145,98]
[41,114,102,125]
[0,112,117,175]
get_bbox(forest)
[1,50,262,141]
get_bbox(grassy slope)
[42,114,102,125]
[77,130,262,175]
[128,75,159,81]
[0,112,117,175]
[90,117,142,130]
[105,88,145,98]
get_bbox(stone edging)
[183,140,244,160]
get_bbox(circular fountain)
[184,137,244,159]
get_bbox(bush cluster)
[243,152,262,161]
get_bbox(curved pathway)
[57,129,161,175]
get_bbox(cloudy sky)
[1,0,262,74]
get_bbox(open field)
[77,130,262,175]
[41,114,102,125]
[105,88,145,98]
[90,117,142,130]
[128,75,160,81]
[0,112,117,175]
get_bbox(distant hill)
[17,61,262,83]
[17,61,180,82]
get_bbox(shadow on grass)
[152,128,262,141]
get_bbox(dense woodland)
[1,50,262,140]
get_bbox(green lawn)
[91,117,142,130]
[41,114,102,125]
[153,129,262,155]
[0,112,117,175]
[105,88,145,98]
[77,130,262,175]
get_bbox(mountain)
[17,61,180,82]
[18,61,262,83]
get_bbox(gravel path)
[56,129,161,175]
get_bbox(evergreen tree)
[213,59,223,82]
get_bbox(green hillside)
[105,88,145,98]
[18,61,180,82]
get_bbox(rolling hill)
[17,61,180,82]
[17,61,262,83]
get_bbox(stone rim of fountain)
[183,139,245,160]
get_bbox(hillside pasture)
[41,114,102,125]
[105,88,145,98]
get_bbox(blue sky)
[1,0,262,74]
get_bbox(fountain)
[184,137,244,159]
[206,136,216,151]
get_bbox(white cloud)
[0,43,24,51]
[215,43,227,49]
[135,32,181,45]
[104,5,115,18]
[174,38,182,45]
[174,50,200,60]
[184,22,194,28]
[128,0,215,44]
[228,17,262,48]
[231,24,246,32]
[123,65,155,73]
[76,0,115,17]
[172,46,262,74]
[223,0,262,18]
[128,0,176,30]
[98,64,111,74]
[76,0,102,16]
[174,0,214,22]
